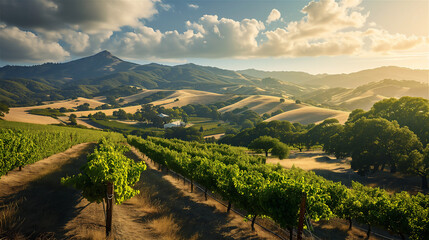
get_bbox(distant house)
[164,120,186,129]
[158,113,169,118]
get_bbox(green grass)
[92,119,140,131]
[0,120,124,141]
[187,117,228,136]
[27,108,65,118]
[90,119,164,134]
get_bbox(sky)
[0,0,427,74]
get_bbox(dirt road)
[0,143,275,240]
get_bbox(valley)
[0,51,428,240]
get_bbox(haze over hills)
[298,79,429,110]
[0,50,427,111]
[239,66,429,88]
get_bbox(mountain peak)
[91,50,118,60]
[96,50,113,57]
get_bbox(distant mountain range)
[0,50,427,109]
[298,79,429,110]
[239,66,429,88]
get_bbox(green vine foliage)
[62,138,146,204]
[0,123,124,177]
[128,136,429,240]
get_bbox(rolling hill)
[0,51,427,115]
[0,51,264,106]
[240,66,429,88]
[298,79,429,110]
[218,95,349,124]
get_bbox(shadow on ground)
[128,151,261,240]
[0,143,96,239]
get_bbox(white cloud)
[286,0,368,40]
[61,30,90,53]
[0,0,427,62]
[108,15,265,58]
[0,0,159,33]
[160,3,172,11]
[0,26,69,62]
[364,28,426,53]
[188,4,199,9]
[267,9,281,24]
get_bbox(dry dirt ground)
[3,97,106,125]
[0,143,273,240]
[266,150,425,194]
[0,144,412,240]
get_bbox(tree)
[199,126,204,132]
[69,114,77,125]
[347,118,422,175]
[347,97,429,145]
[242,119,254,129]
[113,109,127,120]
[280,98,285,103]
[0,103,9,117]
[77,103,90,111]
[271,142,290,159]
[289,131,307,152]
[248,136,279,157]
[295,99,301,104]
[398,145,429,189]
[92,111,107,120]
[271,109,284,116]
[262,113,271,120]
[165,127,203,142]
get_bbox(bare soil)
[0,144,273,240]
[0,144,411,240]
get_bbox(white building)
[164,120,186,129]
[158,113,169,118]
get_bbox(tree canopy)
[0,103,9,117]
[346,117,422,175]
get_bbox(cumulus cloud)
[0,0,159,33]
[0,0,427,62]
[0,26,69,62]
[286,0,368,40]
[61,30,90,53]
[108,15,265,58]
[266,9,281,24]
[256,0,368,57]
[188,4,199,9]
[364,28,426,53]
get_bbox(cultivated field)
[0,143,274,239]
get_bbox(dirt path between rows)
[0,143,277,240]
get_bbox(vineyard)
[1,120,428,239]
[0,121,124,177]
[128,136,429,240]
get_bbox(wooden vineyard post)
[106,182,114,237]
[251,215,257,231]
[297,192,307,240]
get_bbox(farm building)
[164,120,186,128]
